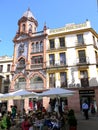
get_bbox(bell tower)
[17,8,38,34]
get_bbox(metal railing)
[46,60,67,68]
[76,57,89,64]
[15,82,44,90]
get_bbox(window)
[6,75,10,81]
[60,53,66,65]
[40,41,43,52]
[31,41,43,53]
[30,76,44,89]
[31,56,43,64]
[32,43,35,52]
[49,54,55,65]
[7,64,10,72]
[78,50,86,63]
[22,24,26,32]
[19,58,25,65]
[93,36,96,46]
[0,65,3,72]
[60,72,67,87]
[59,37,65,47]
[36,42,39,52]
[49,73,55,88]
[16,77,26,89]
[80,70,89,87]
[17,58,25,69]
[49,39,55,49]
[95,51,98,64]
[77,34,84,44]
[29,24,32,33]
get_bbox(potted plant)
[68,109,77,130]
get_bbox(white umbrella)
[0,93,4,100]
[0,93,4,97]
[0,89,38,100]
[38,87,75,98]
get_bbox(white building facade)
[46,20,98,112]
[0,56,12,93]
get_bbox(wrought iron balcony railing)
[46,60,67,68]
[76,57,89,65]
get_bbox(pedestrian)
[1,104,6,117]
[82,100,89,120]
[90,103,95,115]
[11,105,17,120]
[21,116,31,130]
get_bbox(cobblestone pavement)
[76,113,98,130]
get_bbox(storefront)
[79,89,97,113]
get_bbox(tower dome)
[23,8,35,19]
[17,8,38,34]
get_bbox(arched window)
[36,42,39,52]
[22,24,26,32]
[30,76,44,89]
[29,24,32,33]
[15,77,26,90]
[17,58,25,69]
[40,41,43,52]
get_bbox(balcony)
[80,78,89,88]
[47,46,67,52]
[30,83,44,90]
[76,57,89,66]
[31,49,43,54]
[15,82,44,91]
[31,63,43,70]
[15,82,26,90]
[75,42,86,48]
[16,64,25,69]
[46,60,68,69]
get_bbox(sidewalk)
[75,113,98,130]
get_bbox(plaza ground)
[76,113,98,130]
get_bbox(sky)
[0,0,98,57]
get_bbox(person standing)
[1,104,6,116]
[82,100,89,120]
[11,105,17,120]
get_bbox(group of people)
[47,98,68,116]
[0,105,18,130]
[0,103,68,130]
